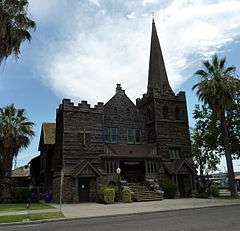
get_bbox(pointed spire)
[147,19,173,95]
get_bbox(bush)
[207,184,219,197]
[14,188,31,203]
[195,192,209,198]
[195,184,219,198]
[103,188,115,204]
[122,188,132,203]
[160,178,177,199]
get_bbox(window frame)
[127,128,141,144]
[110,127,118,144]
[104,127,118,144]
[169,147,181,159]
[127,128,135,144]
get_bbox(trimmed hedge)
[122,188,132,203]
[103,188,115,204]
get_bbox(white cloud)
[88,0,101,7]
[39,0,240,105]
[28,0,61,21]
[126,12,136,19]
[142,0,157,6]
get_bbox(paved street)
[2,205,240,231]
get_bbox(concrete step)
[128,183,163,202]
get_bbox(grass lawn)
[0,203,53,212]
[0,212,64,223]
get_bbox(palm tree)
[0,0,36,64]
[193,55,240,197]
[0,104,34,178]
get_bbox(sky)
[0,0,240,172]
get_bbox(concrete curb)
[1,203,240,228]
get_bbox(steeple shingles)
[147,19,173,95]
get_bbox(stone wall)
[60,99,104,173]
[52,175,74,203]
[89,179,97,202]
[104,84,144,144]
[137,91,192,161]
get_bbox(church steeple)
[147,19,173,95]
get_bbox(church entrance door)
[78,178,91,202]
[120,161,145,183]
[178,174,191,197]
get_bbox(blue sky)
[0,0,240,172]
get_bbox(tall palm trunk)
[220,110,238,197]
[2,148,14,177]
[1,148,13,200]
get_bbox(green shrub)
[14,188,31,203]
[195,191,209,198]
[160,178,177,199]
[195,184,219,198]
[207,184,219,197]
[103,188,115,204]
[122,188,132,203]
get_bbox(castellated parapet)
[136,90,186,108]
[59,99,104,113]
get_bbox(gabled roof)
[12,166,30,178]
[104,84,136,109]
[72,160,102,177]
[38,123,56,150]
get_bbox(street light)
[116,167,121,202]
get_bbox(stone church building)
[36,20,196,203]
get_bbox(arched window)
[163,106,169,119]
[175,107,180,120]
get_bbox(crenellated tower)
[137,19,191,160]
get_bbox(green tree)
[191,105,220,189]
[193,55,240,197]
[0,0,36,64]
[0,104,34,178]
[227,97,240,158]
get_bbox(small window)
[111,128,117,143]
[127,128,135,144]
[104,128,118,143]
[104,128,110,143]
[169,147,181,159]
[163,106,169,119]
[127,129,141,144]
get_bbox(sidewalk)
[0,208,59,217]
[1,198,240,220]
[52,198,240,219]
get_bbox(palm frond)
[219,57,226,69]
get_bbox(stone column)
[73,178,79,202]
[176,175,180,198]
[145,160,148,178]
